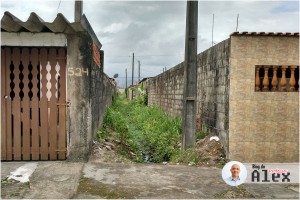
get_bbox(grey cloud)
[1,1,298,87]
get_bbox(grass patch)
[99,93,182,163]
[214,185,254,199]
[1,178,30,199]
[77,177,136,199]
[171,148,210,165]
[196,125,209,140]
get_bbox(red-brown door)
[1,47,67,160]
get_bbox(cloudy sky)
[1,0,299,87]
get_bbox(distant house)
[128,84,139,100]
[1,11,116,161]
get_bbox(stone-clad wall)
[229,35,299,162]
[147,39,230,154]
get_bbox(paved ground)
[1,160,299,199]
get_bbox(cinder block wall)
[147,39,230,153]
[148,63,184,118]
[197,39,230,154]
[90,67,116,150]
[67,32,116,161]
[229,35,299,162]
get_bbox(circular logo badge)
[222,161,247,186]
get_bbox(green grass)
[99,93,182,163]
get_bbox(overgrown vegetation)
[98,87,226,166]
[98,92,181,163]
[196,124,210,140]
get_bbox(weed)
[196,124,210,140]
[100,93,181,163]
[214,185,254,198]
[171,148,208,165]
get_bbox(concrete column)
[75,0,83,22]
[182,1,198,151]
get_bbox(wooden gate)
[1,47,67,161]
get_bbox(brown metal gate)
[1,47,67,161]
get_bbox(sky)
[1,0,299,87]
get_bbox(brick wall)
[229,35,299,162]
[147,39,230,153]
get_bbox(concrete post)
[131,53,134,100]
[182,0,198,151]
[125,68,128,98]
[138,60,141,82]
[75,0,83,22]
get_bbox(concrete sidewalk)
[1,161,83,199]
[1,161,299,199]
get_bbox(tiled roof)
[231,32,299,36]
[1,11,102,47]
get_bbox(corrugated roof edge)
[230,32,299,36]
[1,11,102,48]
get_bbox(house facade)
[1,12,116,161]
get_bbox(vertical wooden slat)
[30,48,40,160]
[39,48,49,160]
[58,48,66,159]
[5,48,12,160]
[49,48,58,160]
[21,48,31,160]
[1,48,7,160]
[12,48,21,160]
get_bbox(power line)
[105,54,184,58]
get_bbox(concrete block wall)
[196,39,230,154]
[148,63,184,118]
[67,32,116,161]
[229,35,299,162]
[147,39,230,153]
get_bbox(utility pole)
[125,68,128,98]
[212,13,214,46]
[236,14,239,32]
[75,0,83,22]
[182,0,198,151]
[131,53,134,100]
[138,60,141,82]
